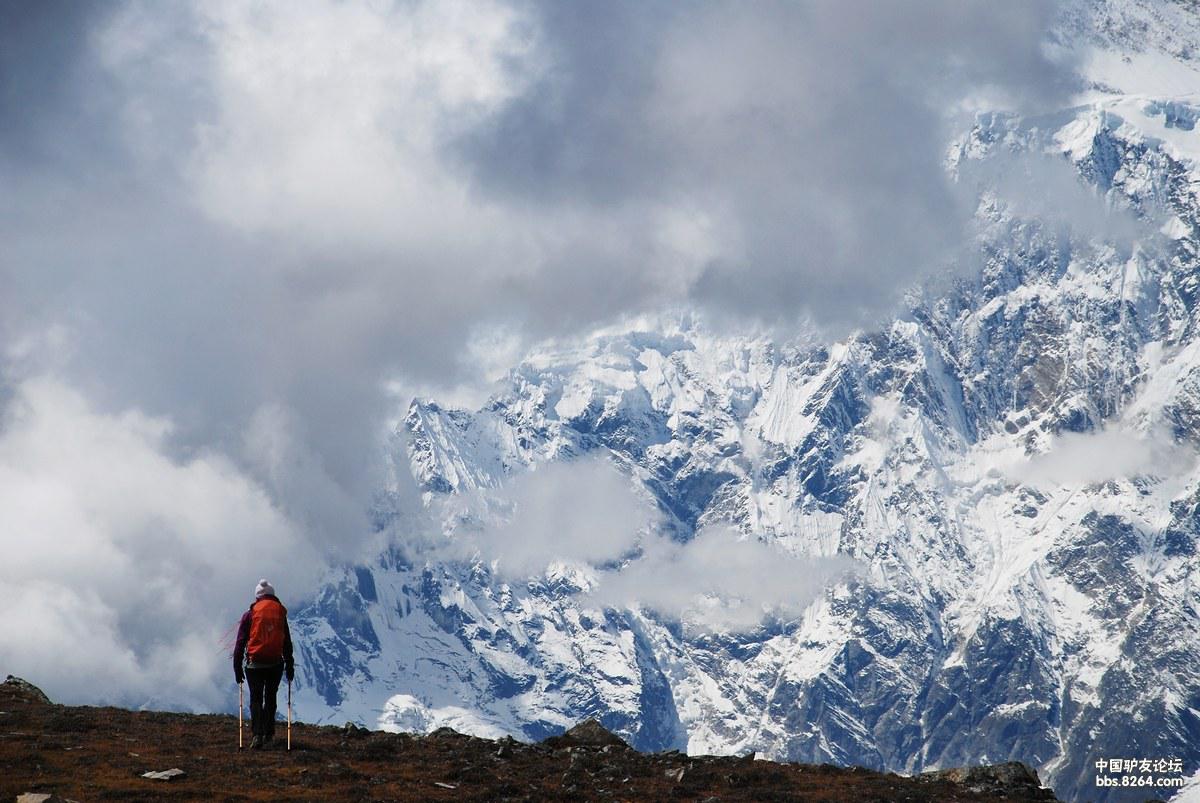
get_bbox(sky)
[0,0,1082,708]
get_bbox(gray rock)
[561,719,628,748]
[921,762,1054,799]
[4,676,51,705]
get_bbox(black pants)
[246,664,284,739]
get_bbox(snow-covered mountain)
[291,3,1200,801]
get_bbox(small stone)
[665,767,686,783]
[141,768,186,781]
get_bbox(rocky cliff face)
[291,4,1200,802]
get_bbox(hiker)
[234,579,295,749]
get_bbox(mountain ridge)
[0,675,1062,802]
[289,4,1200,802]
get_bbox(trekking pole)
[287,680,292,751]
[238,682,244,749]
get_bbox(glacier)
[289,3,1200,801]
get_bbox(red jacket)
[234,595,295,674]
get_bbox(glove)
[285,662,295,683]
[235,669,245,685]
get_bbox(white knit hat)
[255,579,275,599]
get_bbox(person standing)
[234,579,295,749]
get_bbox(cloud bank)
[450,458,653,578]
[0,0,1075,702]
[449,459,856,631]
[589,525,858,632]
[1017,425,1199,488]
[0,376,320,708]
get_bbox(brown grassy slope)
[0,677,1060,802]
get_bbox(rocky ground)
[0,677,1065,802]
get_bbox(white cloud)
[153,0,539,248]
[588,525,857,632]
[961,150,1151,244]
[0,376,319,708]
[454,458,654,578]
[1014,425,1198,488]
[444,458,856,631]
[242,402,373,548]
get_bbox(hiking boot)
[249,735,263,749]
[262,735,274,749]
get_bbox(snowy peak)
[293,9,1200,802]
